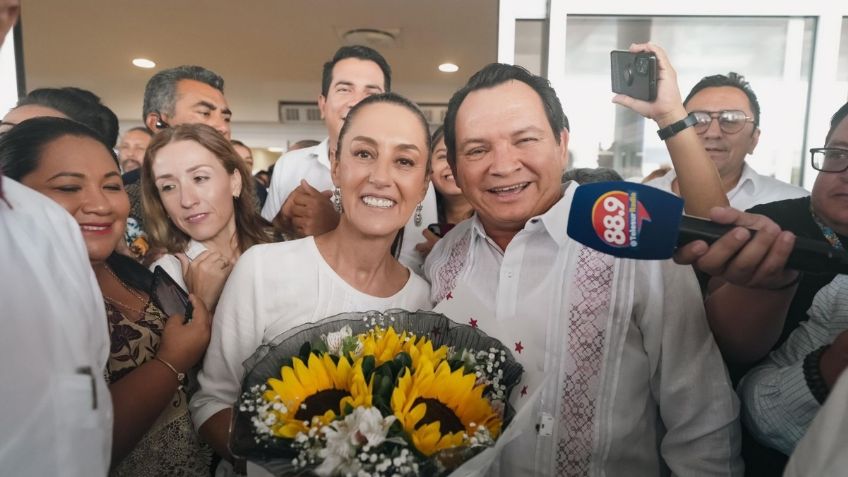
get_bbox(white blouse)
[149,240,208,292]
[190,236,433,428]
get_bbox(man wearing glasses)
[646,72,808,211]
[674,102,848,474]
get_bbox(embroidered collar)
[810,202,844,251]
[469,183,575,251]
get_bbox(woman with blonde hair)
[141,123,275,311]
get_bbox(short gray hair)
[142,65,224,122]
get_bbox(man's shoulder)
[747,196,813,234]
[277,141,326,168]
[748,169,809,199]
[423,219,474,280]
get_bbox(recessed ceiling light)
[438,63,459,73]
[267,146,285,153]
[132,58,156,69]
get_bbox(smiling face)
[20,135,129,263]
[331,102,429,240]
[151,139,242,246]
[453,80,568,240]
[812,115,848,235]
[430,136,463,198]
[685,86,760,181]
[319,58,386,147]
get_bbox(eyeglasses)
[690,110,755,135]
[811,147,848,173]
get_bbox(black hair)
[826,102,848,144]
[430,125,449,224]
[16,87,120,148]
[321,45,392,96]
[335,92,432,173]
[443,63,569,171]
[684,72,761,128]
[562,167,623,184]
[0,116,118,180]
[143,65,224,122]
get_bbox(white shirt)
[645,162,809,211]
[261,138,438,275]
[0,177,112,476]
[150,240,208,292]
[424,182,741,476]
[739,274,848,455]
[190,236,433,428]
[784,369,848,477]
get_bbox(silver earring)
[333,187,343,213]
[414,203,423,226]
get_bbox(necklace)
[103,265,148,317]
[810,202,845,251]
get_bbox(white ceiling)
[19,0,499,123]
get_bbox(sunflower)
[358,326,448,369]
[261,353,372,438]
[390,356,502,457]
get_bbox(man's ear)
[748,127,761,155]
[318,95,327,120]
[558,129,571,169]
[144,113,160,132]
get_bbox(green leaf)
[298,342,312,360]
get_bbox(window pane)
[561,15,815,185]
[839,17,848,96]
[515,20,545,76]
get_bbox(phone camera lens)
[636,58,648,75]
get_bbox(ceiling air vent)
[278,101,323,125]
[278,101,447,127]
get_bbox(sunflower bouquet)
[230,310,523,476]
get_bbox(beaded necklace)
[810,202,845,251]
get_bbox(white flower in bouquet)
[315,407,396,476]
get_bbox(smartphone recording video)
[611,50,658,102]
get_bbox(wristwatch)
[657,113,698,141]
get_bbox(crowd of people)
[3,4,848,476]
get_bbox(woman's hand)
[178,250,234,311]
[611,42,688,128]
[156,294,212,373]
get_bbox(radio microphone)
[566,181,848,274]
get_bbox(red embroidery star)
[469,318,478,328]
[520,385,528,396]
[446,291,454,300]
[514,341,524,353]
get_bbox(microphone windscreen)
[567,181,684,260]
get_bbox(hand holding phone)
[611,50,657,102]
[151,266,192,323]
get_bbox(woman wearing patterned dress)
[0,117,213,476]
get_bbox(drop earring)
[333,187,343,213]
[414,203,423,226]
